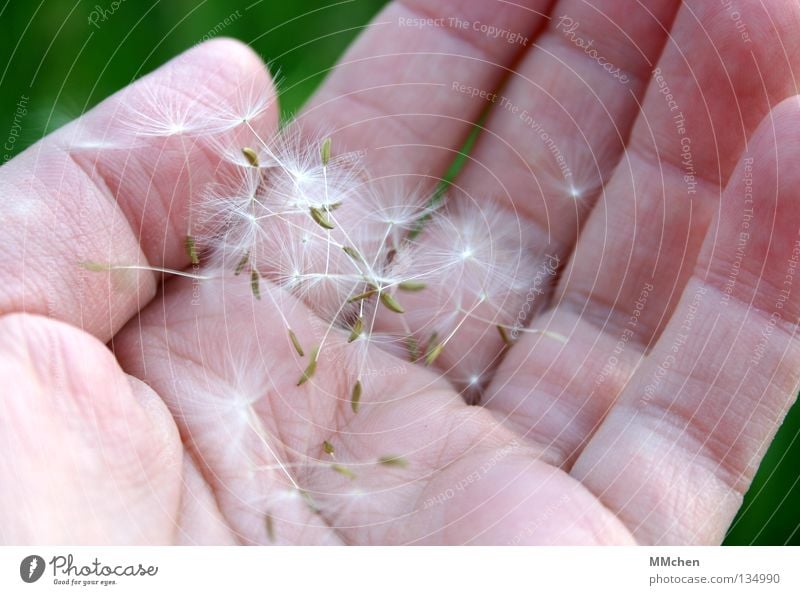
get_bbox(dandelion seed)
[379,291,405,314]
[378,455,408,468]
[348,289,377,303]
[309,206,335,230]
[497,324,513,346]
[297,346,319,386]
[299,489,321,513]
[234,252,250,276]
[330,464,356,480]
[347,318,363,343]
[288,329,305,357]
[250,269,261,300]
[406,336,420,362]
[342,245,364,263]
[426,331,438,350]
[320,137,332,167]
[425,342,444,366]
[323,440,335,455]
[80,261,111,272]
[184,235,200,265]
[398,281,426,292]
[265,513,275,542]
[183,126,543,411]
[242,147,260,167]
[119,83,206,138]
[351,380,362,413]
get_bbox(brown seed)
[80,261,110,272]
[320,137,332,166]
[398,281,426,292]
[342,246,364,263]
[299,489,320,513]
[265,512,275,542]
[184,235,200,265]
[406,336,419,362]
[234,252,250,276]
[288,329,305,357]
[310,206,334,230]
[330,464,356,480]
[297,347,319,386]
[425,343,444,366]
[250,269,261,300]
[378,455,408,468]
[379,291,405,314]
[348,289,377,303]
[351,380,362,413]
[347,318,363,343]
[242,147,259,167]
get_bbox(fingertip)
[750,94,800,168]
[176,36,274,92]
[193,36,266,67]
[701,94,800,321]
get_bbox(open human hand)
[2,0,799,545]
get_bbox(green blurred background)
[0,0,797,545]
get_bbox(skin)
[1,0,800,545]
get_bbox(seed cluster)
[79,81,545,540]
[189,121,540,401]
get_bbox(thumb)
[0,313,182,544]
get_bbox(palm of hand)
[3,1,800,546]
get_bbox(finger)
[0,39,277,341]
[557,0,800,344]
[397,0,679,398]
[456,0,679,241]
[0,313,181,544]
[488,0,800,462]
[570,96,800,544]
[300,0,552,180]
